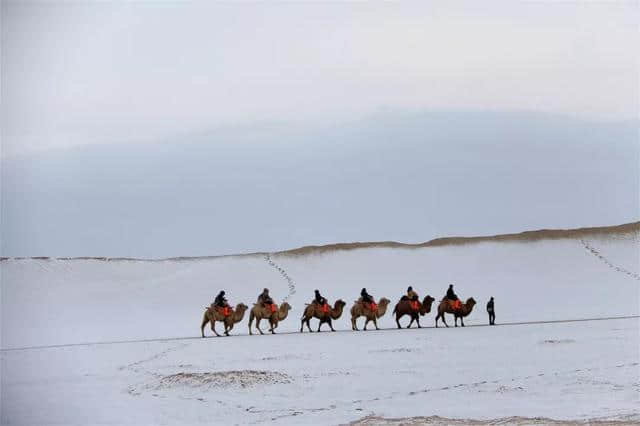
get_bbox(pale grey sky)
[1,1,638,257]
[3,1,637,156]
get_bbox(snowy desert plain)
[1,223,639,425]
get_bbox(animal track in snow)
[580,239,640,281]
[264,253,296,302]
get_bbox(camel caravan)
[201,284,493,337]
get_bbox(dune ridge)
[2,221,637,262]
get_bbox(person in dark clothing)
[314,289,327,305]
[487,297,495,325]
[445,284,458,301]
[257,288,273,306]
[360,288,373,304]
[214,291,228,308]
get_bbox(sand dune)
[2,221,638,261]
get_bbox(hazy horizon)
[2,2,638,257]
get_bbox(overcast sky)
[1,1,638,257]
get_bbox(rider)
[214,290,228,308]
[257,288,273,306]
[445,284,458,301]
[360,288,374,304]
[214,290,230,316]
[407,286,419,301]
[314,289,327,306]
[445,284,461,310]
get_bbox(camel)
[435,297,476,327]
[350,297,391,331]
[393,295,435,329]
[200,303,248,337]
[248,302,291,335]
[300,299,346,332]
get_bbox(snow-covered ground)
[1,227,639,424]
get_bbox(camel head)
[235,303,248,313]
[276,302,292,321]
[334,299,347,310]
[280,302,291,312]
[378,297,391,307]
[330,299,347,319]
[422,295,435,306]
[466,297,476,308]
[421,295,436,314]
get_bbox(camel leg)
[454,315,458,327]
[328,318,335,332]
[407,316,414,329]
[351,316,358,331]
[306,318,313,333]
[373,317,379,330]
[248,312,254,336]
[440,313,449,328]
[317,320,323,332]
[256,318,264,335]
[270,320,277,334]
[460,316,465,327]
[416,316,421,328]
[300,317,306,333]
[201,313,209,338]
[396,314,402,329]
[211,320,221,337]
[363,318,369,331]
[435,313,439,328]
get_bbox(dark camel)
[300,299,346,332]
[393,295,435,329]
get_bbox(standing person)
[487,297,495,325]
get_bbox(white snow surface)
[1,231,639,424]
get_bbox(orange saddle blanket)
[410,300,420,311]
[217,306,231,317]
[321,303,330,314]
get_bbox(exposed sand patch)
[153,370,291,390]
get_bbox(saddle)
[321,303,330,314]
[270,303,278,313]
[410,300,420,311]
[366,302,378,313]
[451,299,462,311]
[216,306,232,317]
